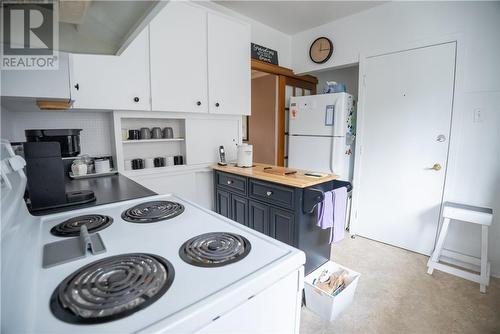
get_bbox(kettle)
[236,144,253,168]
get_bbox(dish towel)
[317,187,348,243]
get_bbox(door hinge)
[362,75,366,87]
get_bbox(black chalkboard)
[251,43,278,65]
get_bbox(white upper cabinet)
[1,52,71,100]
[70,28,150,111]
[207,13,251,115]
[150,2,208,113]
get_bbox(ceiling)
[214,1,386,35]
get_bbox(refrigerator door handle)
[329,135,335,174]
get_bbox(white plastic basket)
[304,261,360,322]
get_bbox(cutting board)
[262,166,297,176]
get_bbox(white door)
[207,13,250,115]
[354,42,456,255]
[71,28,150,111]
[150,2,208,113]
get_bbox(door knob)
[436,135,446,142]
[266,191,273,196]
[428,163,442,171]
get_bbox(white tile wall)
[1,108,114,156]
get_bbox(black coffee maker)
[23,129,95,212]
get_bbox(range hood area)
[59,0,166,55]
[4,0,166,56]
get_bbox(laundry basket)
[304,261,360,322]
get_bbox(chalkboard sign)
[251,43,278,65]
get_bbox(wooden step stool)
[427,202,493,293]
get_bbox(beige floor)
[300,236,500,334]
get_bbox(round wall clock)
[309,37,333,64]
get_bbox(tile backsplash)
[1,108,114,157]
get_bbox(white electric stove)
[1,141,305,333]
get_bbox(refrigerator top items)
[288,93,355,180]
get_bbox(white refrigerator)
[288,93,355,180]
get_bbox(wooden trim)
[251,59,318,84]
[36,100,73,110]
[276,75,287,166]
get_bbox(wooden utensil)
[262,166,297,176]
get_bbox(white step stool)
[427,202,493,293]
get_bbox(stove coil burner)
[50,253,174,324]
[121,201,184,223]
[50,214,113,237]
[179,232,251,267]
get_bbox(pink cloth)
[317,187,347,243]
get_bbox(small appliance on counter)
[236,143,253,167]
[25,129,82,157]
[23,141,95,213]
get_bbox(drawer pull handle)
[266,191,273,196]
[227,180,233,185]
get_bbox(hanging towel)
[317,187,348,243]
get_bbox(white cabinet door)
[207,13,250,115]
[1,52,71,100]
[70,29,150,111]
[150,2,208,113]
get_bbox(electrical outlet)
[473,108,483,123]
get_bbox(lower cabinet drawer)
[249,180,294,210]
[216,171,246,195]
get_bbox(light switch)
[473,108,483,123]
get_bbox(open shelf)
[122,138,185,144]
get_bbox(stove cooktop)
[30,194,293,333]
[50,253,174,324]
[121,200,184,223]
[50,214,113,237]
[179,232,251,267]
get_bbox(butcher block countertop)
[211,163,338,188]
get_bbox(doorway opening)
[248,59,318,166]
[248,70,279,165]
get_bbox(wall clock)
[309,37,333,64]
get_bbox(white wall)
[292,2,500,275]
[312,66,359,100]
[198,2,292,68]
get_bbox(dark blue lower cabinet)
[214,170,335,274]
[216,189,231,219]
[270,207,295,246]
[231,194,248,227]
[249,200,270,235]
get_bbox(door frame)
[251,59,318,166]
[350,36,464,239]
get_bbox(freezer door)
[288,136,349,179]
[289,93,350,137]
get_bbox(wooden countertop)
[211,163,338,188]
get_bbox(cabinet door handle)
[227,180,233,185]
[133,97,140,103]
[266,191,273,196]
[74,83,79,91]
[196,101,202,106]
[215,102,220,107]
